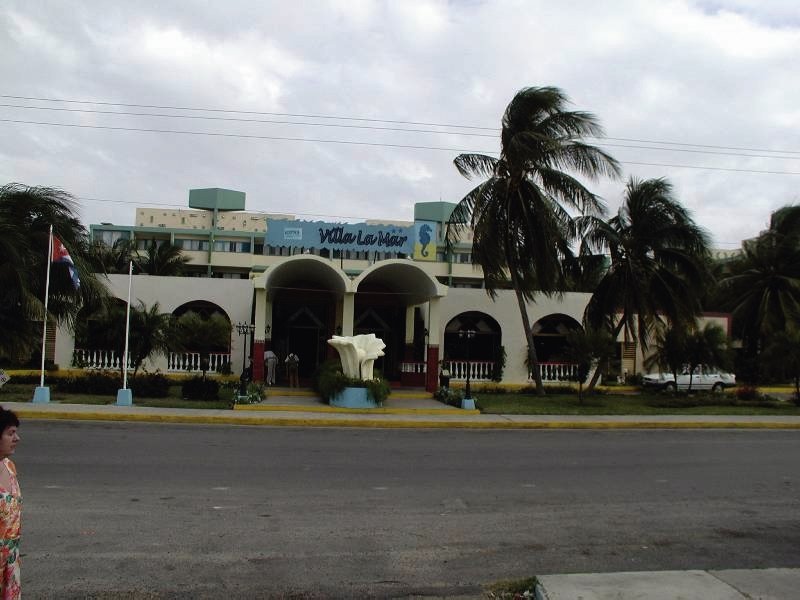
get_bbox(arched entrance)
[265,257,349,382]
[170,301,232,374]
[354,261,443,384]
[531,313,583,381]
[444,312,503,381]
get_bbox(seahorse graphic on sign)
[418,223,432,256]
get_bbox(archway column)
[425,297,441,392]
[404,304,416,359]
[252,288,268,382]
[341,292,355,337]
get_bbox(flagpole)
[117,260,134,405]
[34,226,54,403]
[122,260,133,390]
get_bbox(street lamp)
[236,322,255,395]
[458,329,476,407]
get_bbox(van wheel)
[712,382,724,393]
[664,382,676,393]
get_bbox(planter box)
[330,386,380,408]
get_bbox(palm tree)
[761,329,800,402]
[92,300,172,377]
[90,238,135,274]
[446,86,620,395]
[684,323,730,392]
[583,177,711,392]
[716,206,800,378]
[644,325,687,391]
[134,240,191,276]
[0,183,108,360]
[562,326,615,403]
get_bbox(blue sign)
[266,219,415,254]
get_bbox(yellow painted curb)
[234,404,476,415]
[13,410,800,429]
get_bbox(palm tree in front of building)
[715,205,800,382]
[0,183,108,359]
[446,86,620,394]
[134,240,191,276]
[582,177,711,392]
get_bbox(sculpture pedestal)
[331,387,379,409]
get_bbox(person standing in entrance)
[285,352,299,388]
[0,407,22,599]
[264,349,278,385]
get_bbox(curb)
[234,404,479,416]
[12,409,800,429]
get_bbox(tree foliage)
[446,86,620,395]
[0,183,108,360]
[91,300,172,377]
[582,177,710,391]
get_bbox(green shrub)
[56,372,120,395]
[182,376,220,400]
[434,387,463,406]
[130,373,170,398]
[313,359,390,404]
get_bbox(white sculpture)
[327,334,386,380]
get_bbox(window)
[175,239,209,251]
[97,230,130,246]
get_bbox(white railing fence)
[167,352,231,374]
[449,360,495,381]
[399,361,427,374]
[72,348,134,370]
[529,362,579,383]
[73,349,231,374]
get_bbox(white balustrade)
[72,348,133,370]
[73,349,230,374]
[529,362,579,382]
[167,352,231,373]
[448,360,495,382]
[399,361,427,374]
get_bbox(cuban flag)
[52,236,81,289]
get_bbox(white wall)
[439,289,592,384]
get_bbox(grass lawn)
[476,392,800,416]
[0,383,230,411]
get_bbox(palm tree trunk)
[586,319,625,394]
[513,287,545,396]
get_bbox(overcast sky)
[2,0,798,249]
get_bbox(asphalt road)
[14,421,800,598]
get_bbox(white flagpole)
[39,225,54,388]
[122,260,133,390]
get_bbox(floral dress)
[0,458,21,599]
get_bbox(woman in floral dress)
[0,408,21,599]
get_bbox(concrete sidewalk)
[3,388,800,429]
[536,567,800,599]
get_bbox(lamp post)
[236,322,255,395]
[459,329,476,409]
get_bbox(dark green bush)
[182,376,220,400]
[313,359,390,404]
[130,373,170,397]
[56,372,120,395]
